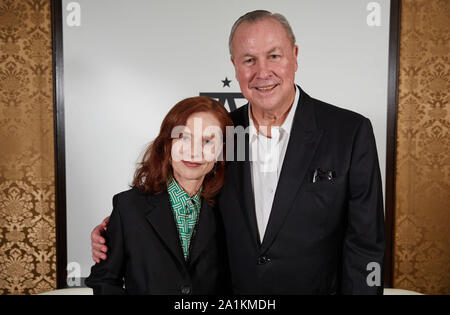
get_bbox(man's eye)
[245,58,253,64]
[270,54,280,59]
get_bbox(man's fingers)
[100,216,110,231]
[91,217,110,263]
[93,249,107,260]
[92,233,105,245]
[93,242,108,253]
[92,255,100,264]
[91,225,106,243]
[92,233,106,245]
[102,216,110,225]
[92,249,107,261]
[92,242,108,253]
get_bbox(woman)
[85,96,233,295]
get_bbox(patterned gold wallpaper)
[393,0,450,294]
[0,0,56,294]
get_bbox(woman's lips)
[182,160,202,168]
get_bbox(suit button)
[181,285,191,295]
[257,255,270,265]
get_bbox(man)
[91,10,385,294]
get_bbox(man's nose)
[255,60,273,79]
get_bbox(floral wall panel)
[394,0,450,294]
[0,0,56,294]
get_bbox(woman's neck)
[173,175,203,197]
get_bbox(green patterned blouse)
[167,178,202,260]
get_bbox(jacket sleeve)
[85,195,126,295]
[340,118,385,295]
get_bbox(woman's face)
[171,111,223,184]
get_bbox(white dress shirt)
[248,85,300,242]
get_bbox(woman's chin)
[177,169,207,181]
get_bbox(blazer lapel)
[189,201,216,265]
[260,88,323,253]
[144,192,186,267]
[231,105,261,247]
[239,146,261,246]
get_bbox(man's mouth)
[254,84,278,92]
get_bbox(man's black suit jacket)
[218,86,385,294]
[85,188,229,295]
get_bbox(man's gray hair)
[228,10,296,57]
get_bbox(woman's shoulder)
[112,187,155,208]
[110,188,164,222]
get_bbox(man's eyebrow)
[268,47,281,54]
[241,53,255,59]
[239,48,281,58]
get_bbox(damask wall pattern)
[393,0,450,294]
[0,0,56,294]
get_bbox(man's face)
[231,18,298,113]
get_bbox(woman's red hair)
[132,96,233,206]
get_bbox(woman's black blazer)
[85,188,230,295]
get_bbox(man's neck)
[250,86,296,138]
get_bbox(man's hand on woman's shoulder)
[91,216,110,263]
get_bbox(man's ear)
[293,45,299,71]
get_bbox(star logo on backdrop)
[222,77,231,87]
[199,76,245,112]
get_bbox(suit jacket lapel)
[189,201,216,265]
[144,192,186,268]
[231,106,261,247]
[240,143,262,246]
[260,88,323,253]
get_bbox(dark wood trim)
[51,0,67,289]
[384,0,401,288]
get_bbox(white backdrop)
[62,0,391,277]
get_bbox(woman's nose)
[190,138,203,161]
